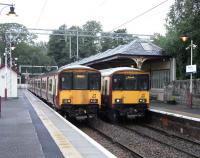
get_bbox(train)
[100,67,150,121]
[28,65,150,122]
[28,65,101,120]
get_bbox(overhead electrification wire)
[111,0,168,32]
[35,0,49,27]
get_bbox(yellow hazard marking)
[25,92,83,158]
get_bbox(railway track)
[142,123,200,146]
[86,118,199,158]
[81,123,145,158]
[120,123,200,158]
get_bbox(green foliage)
[0,23,53,68]
[101,29,133,51]
[48,25,73,67]
[0,23,36,44]
[13,42,54,66]
[47,21,133,67]
[47,21,103,66]
[153,0,200,79]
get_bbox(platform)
[0,89,116,158]
[150,101,200,122]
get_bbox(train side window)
[49,79,52,91]
[60,72,72,90]
[38,81,41,88]
[44,80,46,89]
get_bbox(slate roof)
[69,38,167,66]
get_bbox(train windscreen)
[60,71,101,90]
[60,72,72,90]
[88,73,101,90]
[73,73,88,90]
[112,74,149,90]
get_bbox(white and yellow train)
[100,67,150,121]
[28,65,101,120]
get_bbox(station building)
[0,65,18,98]
[70,38,176,101]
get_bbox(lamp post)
[180,35,197,108]
[1,3,18,99]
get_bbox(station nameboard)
[186,65,197,74]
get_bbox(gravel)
[79,126,134,158]
[87,119,196,158]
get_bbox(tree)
[0,23,36,45]
[47,21,103,66]
[13,42,54,66]
[81,20,103,57]
[48,25,72,66]
[154,0,200,79]
[0,23,38,66]
[101,29,133,52]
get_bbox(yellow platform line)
[25,92,83,158]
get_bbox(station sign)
[186,65,197,74]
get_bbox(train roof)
[29,65,99,79]
[58,64,97,73]
[100,67,146,76]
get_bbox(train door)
[46,77,49,101]
[53,75,56,106]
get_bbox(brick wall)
[164,79,200,107]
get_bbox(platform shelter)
[70,38,176,101]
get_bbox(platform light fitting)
[6,5,18,17]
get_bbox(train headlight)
[62,99,71,104]
[90,99,98,103]
[115,98,123,104]
[139,98,146,103]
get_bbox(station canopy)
[69,38,170,69]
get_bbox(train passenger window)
[60,72,72,90]
[112,74,124,90]
[88,73,101,90]
[124,75,137,90]
[38,81,41,88]
[49,79,52,91]
[73,73,87,90]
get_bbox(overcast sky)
[1,0,174,40]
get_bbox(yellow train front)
[57,65,101,120]
[100,67,150,121]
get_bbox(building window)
[151,70,170,88]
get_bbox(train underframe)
[102,104,149,121]
[115,104,148,119]
[61,104,99,120]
